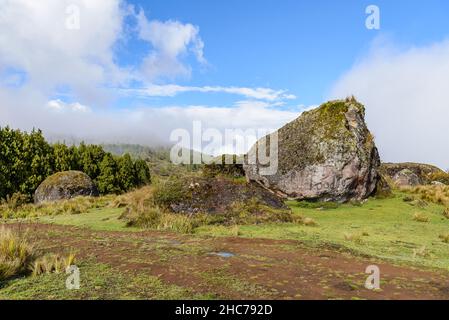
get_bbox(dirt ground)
[5,222,449,300]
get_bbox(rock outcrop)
[34,171,99,204]
[393,169,421,187]
[168,177,288,215]
[244,98,381,202]
[380,162,445,185]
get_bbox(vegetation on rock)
[380,162,447,185]
[244,97,381,202]
[34,171,98,204]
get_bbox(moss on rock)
[34,171,99,204]
[244,97,381,202]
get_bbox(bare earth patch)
[3,222,449,300]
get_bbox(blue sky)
[113,0,449,108]
[1,0,449,167]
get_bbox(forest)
[0,126,151,200]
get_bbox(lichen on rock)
[392,169,421,187]
[380,162,445,185]
[244,97,382,202]
[34,171,99,204]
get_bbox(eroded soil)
[4,222,449,300]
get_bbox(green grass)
[11,191,449,271]
[0,261,213,300]
[196,192,449,270]
[34,208,141,232]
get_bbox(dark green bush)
[152,177,191,209]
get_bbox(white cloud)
[0,1,210,104]
[1,88,301,151]
[0,0,127,104]
[47,99,91,113]
[137,10,206,80]
[123,84,296,101]
[0,0,301,152]
[330,38,449,169]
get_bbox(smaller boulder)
[393,169,421,187]
[34,171,99,204]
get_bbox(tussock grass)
[413,212,430,223]
[293,215,317,226]
[439,234,449,244]
[413,246,430,259]
[31,253,76,277]
[403,185,449,206]
[109,186,153,209]
[443,208,449,219]
[0,227,35,281]
[125,206,196,234]
[0,196,110,219]
[0,227,77,280]
[343,232,365,244]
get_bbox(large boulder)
[244,98,381,202]
[393,169,421,187]
[380,162,445,185]
[34,171,99,204]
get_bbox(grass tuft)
[0,227,36,281]
[31,253,76,277]
[413,212,430,223]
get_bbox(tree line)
[0,126,151,200]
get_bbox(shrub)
[413,212,430,223]
[125,206,196,234]
[127,207,163,229]
[0,227,36,281]
[202,160,245,179]
[227,198,293,225]
[153,177,191,209]
[158,213,195,234]
[1,193,31,210]
[428,172,449,185]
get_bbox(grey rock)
[393,169,421,187]
[244,98,381,202]
[34,170,99,204]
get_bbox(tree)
[53,143,78,172]
[134,159,151,186]
[18,129,53,196]
[77,143,105,180]
[116,154,136,192]
[96,153,120,194]
[0,127,151,200]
